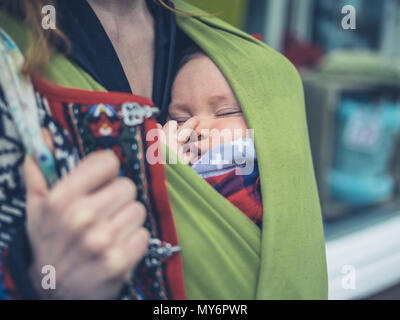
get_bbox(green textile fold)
[173,0,328,300]
[164,147,261,299]
[1,0,328,300]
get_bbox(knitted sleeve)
[0,83,36,299]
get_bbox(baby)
[159,46,263,227]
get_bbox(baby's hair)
[177,44,206,71]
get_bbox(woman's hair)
[0,0,192,74]
[0,0,70,74]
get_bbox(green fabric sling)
[171,1,328,300]
[1,0,328,300]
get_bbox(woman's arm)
[0,78,149,300]
[0,0,161,299]
[0,228,40,300]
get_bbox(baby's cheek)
[208,116,249,148]
[212,116,248,134]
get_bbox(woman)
[0,0,328,300]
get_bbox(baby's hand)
[157,117,200,164]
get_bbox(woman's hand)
[25,146,150,300]
[158,117,200,165]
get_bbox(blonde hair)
[1,0,71,74]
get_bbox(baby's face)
[168,54,248,153]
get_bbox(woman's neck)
[87,0,154,41]
[87,0,155,97]
[87,0,149,18]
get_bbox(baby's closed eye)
[167,112,191,124]
[215,108,243,118]
[169,117,190,125]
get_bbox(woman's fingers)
[24,155,49,220]
[102,202,148,280]
[41,128,55,155]
[24,129,55,217]
[101,227,149,279]
[46,150,120,211]
[112,201,147,242]
[59,179,136,239]
[84,177,138,219]
[115,227,150,280]
[80,201,146,255]
[124,227,150,267]
[85,205,149,279]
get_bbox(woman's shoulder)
[0,13,104,91]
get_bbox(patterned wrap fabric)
[191,138,263,226]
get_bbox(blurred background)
[186,0,400,300]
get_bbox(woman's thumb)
[24,155,49,214]
[24,128,54,214]
[40,128,54,155]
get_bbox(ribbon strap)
[0,28,58,186]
